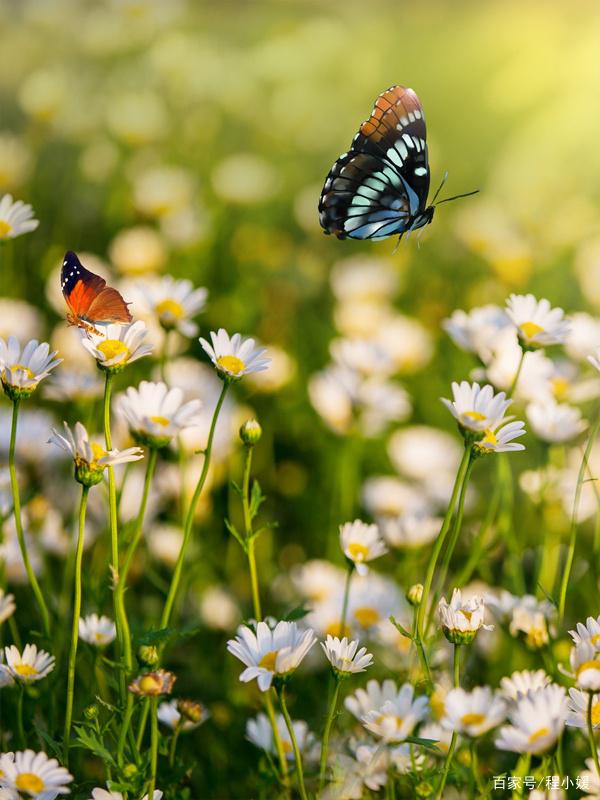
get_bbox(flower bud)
[138,645,159,666]
[177,698,206,724]
[84,704,99,721]
[123,764,137,779]
[406,583,423,607]
[240,419,262,446]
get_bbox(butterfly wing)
[319,85,430,240]
[61,251,131,324]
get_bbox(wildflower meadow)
[3,2,600,799]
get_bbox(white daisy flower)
[136,276,208,336]
[330,337,393,377]
[200,329,270,381]
[78,614,117,647]
[441,381,511,432]
[473,418,526,454]
[339,519,387,575]
[361,476,430,519]
[246,712,316,761]
[526,400,586,443]
[0,648,14,687]
[347,573,404,633]
[569,616,600,648]
[361,682,429,742]
[438,588,493,645]
[90,788,163,800]
[0,590,16,624]
[321,636,374,676]
[44,369,104,402]
[494,685,568,754]
[290,560,346,605]
[566,312,600,362]
[157,699,208,731]
[500,670,551,701]
[570,642,600,690]
[80,321,153,371]
[443,304,510,362]
[345,679,405,721]
[378,512,441,549]
[0,337,61,399]
[227,620,317,691]
[588,349,600,374]
[48,421,143,487]
[442,686,506,737]
[117,380,202,447]
[566,688,600,730]
[419,722,454,755]
[487,591,554,649]
[4,644,55,683]
[0,194,39,240]
[0,749,72,798]
[506,293,570,348]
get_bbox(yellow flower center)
[460,610,473,623]
[95,632,107,642]
[139,674,162,694]
[430,691,446,720]
[11,363,35,379]
[354,606,381,628]
[347,543,370,562]
[464,410,486,421]
[282,740,293,754]
[528,726,550,744]
[258,651,278,671]
[591,633,600,645]
[325,622,352,638]
[577,660,600,677]
[156,298,185,320]
[520,321,544,340]
[150,415,170,427]
[216,355,245,375]
[479,429,497,447]
[551,377,570,401]
[91,442,108,462]
[591,701,600,726]
[0,220,13,239]
[461,712,485,726]
[98,339,129,362]
[16,774,44,793]
[14,663,38,677]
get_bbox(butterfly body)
[319,85,435,241]
[61,251,132,334]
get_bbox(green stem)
[509,349,526,397]
[436,646,461,800]
[103,373,125,701]
[115,448,158,763]
[340,562,353,634]
[63,485,89,765]
[319,677,341,790]
[8,398,50,637]
[16,685,25,747]
[147,696,159,800]
[558,411,600,624]
[435,457,475,604]
[169,719,183,767]
[587,692,600,779]
[160,382,228,630]
[416,446,472,652]
[239,444,289,787]
[136,698,150,751]
[278,685,308,800]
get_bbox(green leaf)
[133,627,179,647]
[73,724,116,765]
[389,615,414,641]
[283,605,311,622]
[251,521,278,541]
[230,479,243,497]
[249,479,266,519]
[536,582,557,608]
[225,517,247,551]
[404,735,440,751]
[33,724,62,758]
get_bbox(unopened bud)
[123,764,137,779]
[407,583,423,607]
[84,704,99,721]
[240,419,262,446]
[138,645,159,666]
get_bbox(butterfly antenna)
[434,189,479,206]
[430,170,449,205]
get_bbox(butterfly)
[61,251,132,335]
[318,85,477,242]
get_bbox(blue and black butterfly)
[319,85,477,241]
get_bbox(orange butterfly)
[61,251,132,335]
